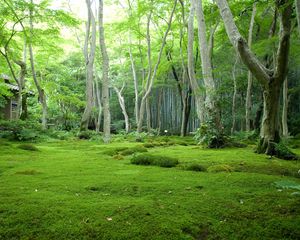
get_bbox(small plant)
[186,163,207,172]
[143,143,155,148]
[18,144,39,151]
[131,154,179,168]
[102,147,129,156]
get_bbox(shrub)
[0,120,41,141]
[78,130,95,139]
[186,163,207,172]
[18,144,39,151]
[15,169,40,175]
[131,154,179,168]
[194,122,227,148]
[207,164,234,173]
[143,143,155,148]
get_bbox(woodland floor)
[0,136,300,239]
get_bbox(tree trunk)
[29,2,47,129]
[231,56,238,134]
[94,73,102,133]
[129,43,139,126]
[80,0,96,131]
[216,0,292,156]
[245,3,257,131]
[187,1,205,123]
[113,85,129,133]
[282,78,289,137]
[99,0,111,143]
[146,98,151,132]
[193,0,220,129]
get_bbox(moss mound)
[185,163,207,172]
[131,154,179,168]
[207,164,234,173]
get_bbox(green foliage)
[131,154,179,168]
[77,130,99,140]
[17,143,39,151]
[194,122,227,148]
[273,142,298,160]
[0,120,41,141]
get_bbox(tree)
[216,0,293,156]
[80,0,96,131]
[99,0,111,143]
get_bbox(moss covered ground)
[0,136,300,239]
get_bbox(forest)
[0,0,300,239]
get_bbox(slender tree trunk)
[146,98,151,132]
[29,2,47,129]
[99,0,111,143]
[137,0,177,133]
[245,3,257,131]
[80,0,96,131]
[94,74,102,133]
[231,56,238,134]
[216,0,292,155]
[282,78,289,137]
[157,89,163,134]
[113,85,129,133]
[129,43,139,126]
[187,1,205,123]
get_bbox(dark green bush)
[78,130,95,139]
[131,154,179,168]
[18,144,39,151]
[0,120,41,141]
[186,163,207,172]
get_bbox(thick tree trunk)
[99,0,111,143]
[193,0,220,129]
[258,82,281,154]
[29,2,47,129]
[245,3,257,131]
[216,0,292,156]
[282,78,289,137]
[80,0,96,131]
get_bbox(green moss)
[0,138,299,239]
[131,154,178,168]
[185,163,207,172]
[207,164,234,173]
[17,144,39,151]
